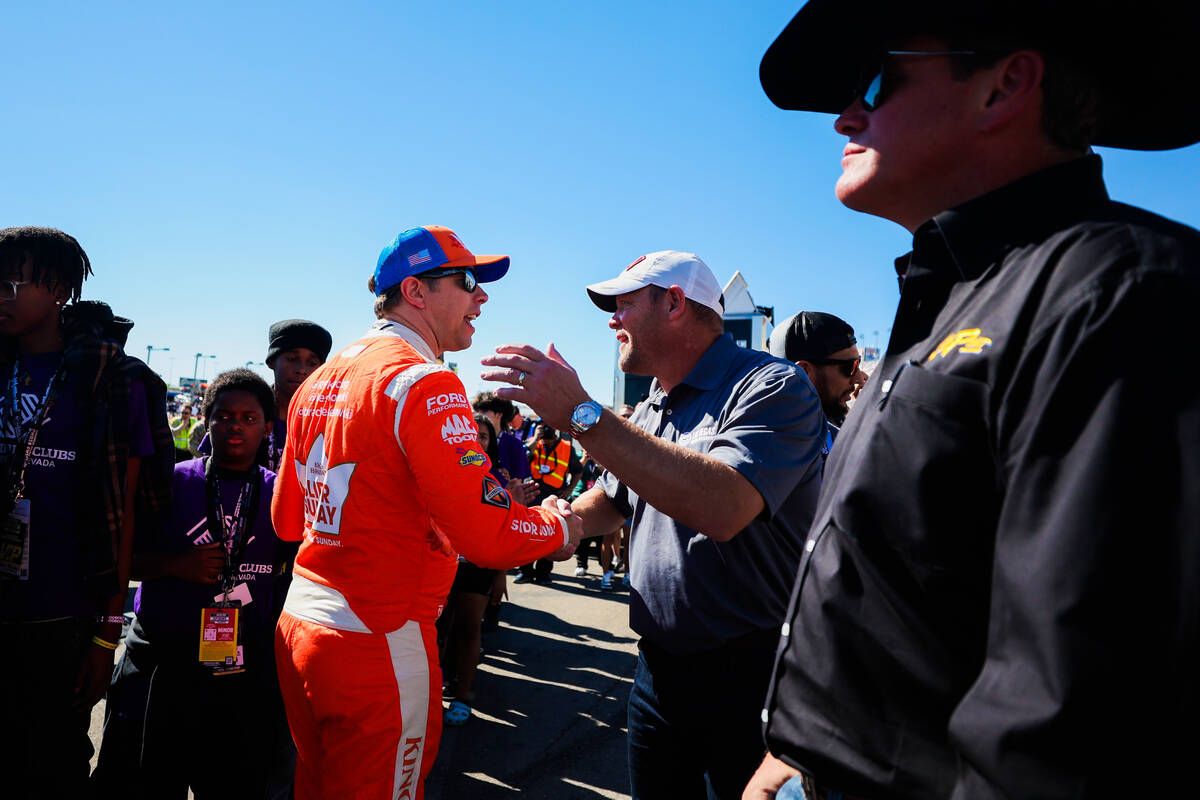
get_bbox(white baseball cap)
[586,250,725,317]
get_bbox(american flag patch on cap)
[408,249,432,267]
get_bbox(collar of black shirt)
[895,153,1110,287]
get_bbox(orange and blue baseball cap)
[373,225,510,296]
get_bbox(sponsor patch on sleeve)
[440,414,478,445]
[458,449,488,467]
[426,391,471,416]
[480,474,511,509]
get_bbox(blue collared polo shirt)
[598,333,824,654]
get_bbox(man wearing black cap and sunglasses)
[767,311,866,470]
[750,2,1200,799]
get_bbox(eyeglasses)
[855,50,977,112]
[810,356,862,378]
[419,267,477,292]
[0,279,33,301]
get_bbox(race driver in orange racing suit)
[272,225,582,800]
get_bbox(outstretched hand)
[480,343,591,431]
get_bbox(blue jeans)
[627,628,780,800]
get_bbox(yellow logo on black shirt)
[927,328,993,360]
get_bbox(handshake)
[541,495,583,562]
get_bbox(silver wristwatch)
[569,400,604,436]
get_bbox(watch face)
[573,401,601,428]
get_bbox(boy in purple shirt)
[94,369,287,798]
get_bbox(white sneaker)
[574,566,587,577]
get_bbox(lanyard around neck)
[204,456,259,603]
[5,357,67,502]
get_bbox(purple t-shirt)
[0,350,154,621]
[134,458,279,665]
[496,430,531,480]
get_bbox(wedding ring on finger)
[517,371,526,386]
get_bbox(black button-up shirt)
[763,155,1200,798]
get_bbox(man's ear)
[664,285,688,320]
[796,360,819,385]
[976,49,1045,134]
[398,276,428,309]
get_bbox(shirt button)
[665,409,672,416]
[805,538,816,553]
[761,708,769,724]
[781,622,790,637]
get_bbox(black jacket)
[763,155,1200,799]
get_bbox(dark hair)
[203,368,276,422]
[472,391,518,427]
[0,226,93,302]
[928,28,1100,153]
[474,413,501,465]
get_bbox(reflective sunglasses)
[811,356,862,378]
[855,50,977,112]
[419,267,477,292]
[0,278,33,301]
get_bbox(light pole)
[193,353,216,380]
[146,345,169,369]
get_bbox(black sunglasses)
[810,356,862,378]
[854,50,977,112]
[419,267,477,292]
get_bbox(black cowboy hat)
[759,0,1200,151]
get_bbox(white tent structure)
[720,271,774,352]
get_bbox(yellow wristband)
[90,635,119,651]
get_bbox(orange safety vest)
[272,321,568,632]
[531,438,573,489]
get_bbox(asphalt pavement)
[88,561,638,799]
[427,562,636,800]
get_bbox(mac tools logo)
[294,434,357,535]
[440,414,477,445]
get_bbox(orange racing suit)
[272,320,567,800]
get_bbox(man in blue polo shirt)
[482,250,825,799]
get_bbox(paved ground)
[89,561,638,799]
[427,563,636,800]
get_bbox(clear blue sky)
[7,1,1199,405]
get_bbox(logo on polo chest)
[927,328,993,360]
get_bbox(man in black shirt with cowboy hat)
[749,2,1200,798]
